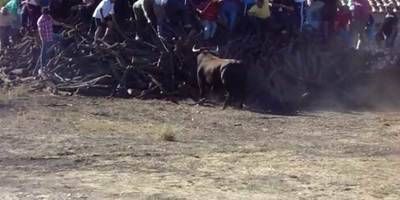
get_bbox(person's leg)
[40,41,51,72]
[153,3,167,39]
[202,20,211,40]
[94,18,104,41]
[386,30,397,48]
[3,26,11,47]
[210,21,217,39]
[343,28,352,47]
[358,22,369,49]
[350,20,361,49]
[0,27,5,50]
[103,19,113,40]
[223,2,238,31]
[228,7,238,31]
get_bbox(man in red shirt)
[196,0,222,42]
[335,4,351,47]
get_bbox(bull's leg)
[197,72,207,104]
[239,94,245,109]
[223,92,231,110]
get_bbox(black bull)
[193,48,247,109]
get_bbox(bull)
[192,46,247,109]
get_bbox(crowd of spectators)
[0,0,399,74]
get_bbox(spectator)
[221,0,241,31]
[305,0,324,31]
[320,0,338,42]
[153,0,168,39]
[36,7,69,75]
[92,0,119,42]
[4,0,21,29]
[293,0,306,32]
[335,4,351,46]
[248,0,271,36]
[376,3,398,48]
[196,0,222,43]
[21,0,41,30]
[350,0,371,49]
[271,0,295,35]
[0,7,13,50]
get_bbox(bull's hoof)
[198,98,206,105]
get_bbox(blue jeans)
[385,31,397,48]
[201,20,217,40]
[40,40,53,70]
[221,2,239,31]
[337,28,351,46]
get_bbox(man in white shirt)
[92,0,117,42]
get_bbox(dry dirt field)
[0,90,399,200]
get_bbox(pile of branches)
[1,25,399,109]
[0,25,197,100]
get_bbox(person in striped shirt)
[36,7,70,76]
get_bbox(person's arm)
[196,0,217,14]
[53,18,74,29]
[142,0,152,23]
[100,8,105,21]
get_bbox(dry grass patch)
[0,85,31,105]
[73,117,146,135]
[73,116,181,141]
[155,124,179,142]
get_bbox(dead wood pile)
[1,27,399,109]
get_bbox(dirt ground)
[0,91,399,200]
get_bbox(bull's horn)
[192,45,200,52]
[210,46,219,53]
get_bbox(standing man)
[247,0,271,37]
[376,3,398,48]
[350,0,371,49]
[271,0,296,35]
[21,0,41,30]
[320,0,338,42]
[4,0,21,29]
[92,0,121,42]
[36,7,69,75]
[293,0,306,33]
[335,4,352,47]
[196,0,222,44]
